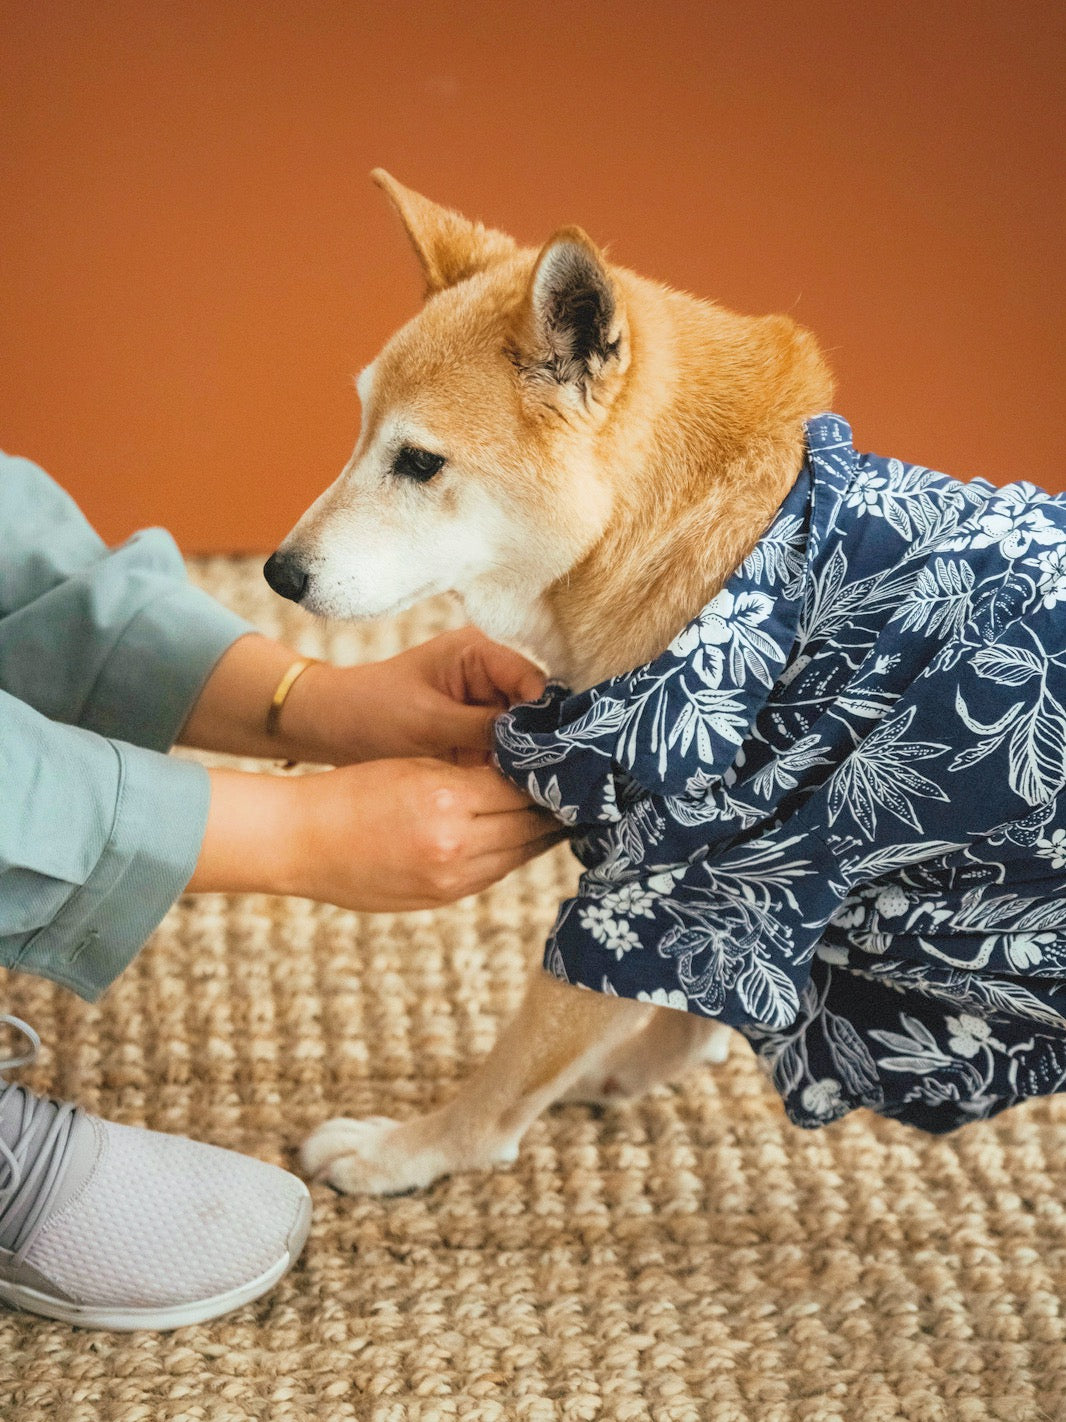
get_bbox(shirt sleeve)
[0,451,254,748]
[0,688,212,1001]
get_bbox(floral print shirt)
[494,414,1066,1133]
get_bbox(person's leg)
[0,1016,310,1330]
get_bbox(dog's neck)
[510,283,831,691]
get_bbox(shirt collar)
[495,414,855,822]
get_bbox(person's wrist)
[280,764,368,907]
[189,768,309,898]
[270,661,362,765]
[266,773,311,897]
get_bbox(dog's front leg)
[301,971,652,1195]
[562,1008,732,1104]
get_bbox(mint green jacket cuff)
[78,575,253,751]
[0,451,254,751]
[7,737,211,1001]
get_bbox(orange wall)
[1,1,1063,553]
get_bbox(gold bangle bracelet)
[265,657,320,738]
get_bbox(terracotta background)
[1,1,1063,554]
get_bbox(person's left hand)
[286,627,547,766]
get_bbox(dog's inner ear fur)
[518,228,625,394]
[372,168,516,296]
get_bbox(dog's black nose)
[263,550,309,603]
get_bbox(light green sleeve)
[0,450,256,999]
[0,690,211,1000]
[0,451,253,749]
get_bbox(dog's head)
[266,171,631,646]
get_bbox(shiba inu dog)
[277,170,833,1193]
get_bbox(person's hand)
[293,758,563,909]
[285,628,547,767]
[189,757,564,911]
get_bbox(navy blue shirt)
[495,414,1066,1133]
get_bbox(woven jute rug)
[2,558,1065,1422]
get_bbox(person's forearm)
[186,768,302,896]
[186,758,560,910]
[177,633,350,764]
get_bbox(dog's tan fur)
[297,173,833,1193]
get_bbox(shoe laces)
[0,1015,80,1262]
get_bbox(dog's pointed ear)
[516,227,627,397]
[372,168,516,295]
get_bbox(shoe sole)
[0,1184,312,1332]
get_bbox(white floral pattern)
[495,414,1066,1133]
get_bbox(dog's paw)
[300,1115,444,1196]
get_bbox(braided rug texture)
[2,556,1066,1422]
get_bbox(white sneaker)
[0,1016,311,1331]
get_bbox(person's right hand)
[189,758,564,911]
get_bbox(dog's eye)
[393,445,446,482]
